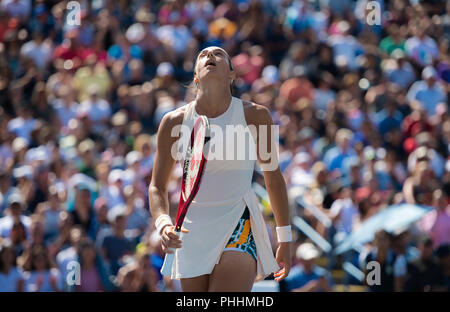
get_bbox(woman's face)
[33,254,47,270]
[97,205,108,222]
[81,246,96,264]
[194,47,233,84]
[10,224,26,242]
[31,222,45,241]
[319,46,332,62]
[76,189,91,208]
[0,249,15,267]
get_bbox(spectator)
[403,160,439,205]
[123,186,150,239]
[116,249,159,292]
[285,152,314,188]
[418,190,450,249]
[283,242,332,292]
[327,21,364,71]
[1,0,30,21]
[0,172,15,216]
[70,184,97,241]
[100,204,134,276]
[328,187,359,238]
[405,23,439,66]
[21,245,62,292]
[359,230,407,292]
[380,24,405,55]
[71,238,115,292]
[0,193,31,239]
[76,85,112,134]
[93,197,110,234]
[323,128,356,173]
[8,221,27,257]
[385,49,416,89]
[19,30,53,70]
[55,225,83,291]
[406,66,447,118]
[405,236,442,291]
[434,244,450,291]
[51,85,78,129]
[36,185,63,244]
[0,242,24,291]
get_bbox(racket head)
[175,115,210,230]
[183,116,208,200]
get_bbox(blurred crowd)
[0,0,449,292]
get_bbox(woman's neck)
[83,261,95,270]
[195,87,232,118]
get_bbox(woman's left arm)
[246,102,291,282]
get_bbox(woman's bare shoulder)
[158,104,189,133]
[242,99,273,126]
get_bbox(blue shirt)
[407,81,447,116]
[323,146,356,172]
[23,269,63,292]
[0,267,23,292]
[284,265,330,292]
[375,109,403,136]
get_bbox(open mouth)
[205,60,216,67]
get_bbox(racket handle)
[161,250,175,276]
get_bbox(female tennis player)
[149,46,291,292]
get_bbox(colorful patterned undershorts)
[224,207,257,261]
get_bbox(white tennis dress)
[171,96,279,281]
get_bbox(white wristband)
[276,225,292,243]
[155,214,173,235]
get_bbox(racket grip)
[161,250,175,276]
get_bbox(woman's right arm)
[148,110,187,253]
[402,177,416,204]
[148,110,181,221]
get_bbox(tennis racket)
[160,115,210,276]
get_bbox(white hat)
[8,192,24,206]
[126,23,145,44]
[126,151,142,166]
[422,66,438,80]
[337,21,350,33]
[13,165,33,179]
[25,146,49,164]
[262,65,279,85]
[121,169,136,186]
[12,137,28,152]
[108,169,124,184]
[157,62,174,77]
[107,204,127,223]
[294,152,310,165]
[391,48,405,60]
[296,242,320,260]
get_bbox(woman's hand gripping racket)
[160,115,210,276]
